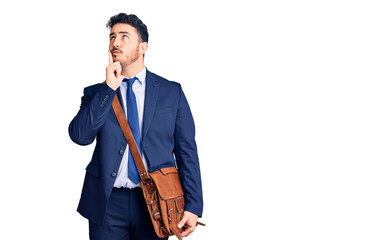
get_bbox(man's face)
[109,23,145,67]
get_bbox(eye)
[122,35,128,39]
[110,36,115,40]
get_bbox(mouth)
[112,50,121,54]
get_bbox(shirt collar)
[122,67,146,85]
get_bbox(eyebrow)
[109,31,130,37]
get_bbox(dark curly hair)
[106,13,149,43]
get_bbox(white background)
[0,0,375,239]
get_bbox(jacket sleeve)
[68,83,117,146]
[174,84,203,217]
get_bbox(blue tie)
[124,77,141,184]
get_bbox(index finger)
[108,50,113,65]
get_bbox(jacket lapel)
[142,70,159,141]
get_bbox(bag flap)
[160,167,178,175]
[149,167,184,200]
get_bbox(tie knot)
[123,77,138,87]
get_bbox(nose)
[112,36,120,49]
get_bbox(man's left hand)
[177,211,198,237]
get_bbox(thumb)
[178,213,189,229]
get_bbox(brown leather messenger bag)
[112,95,204,239]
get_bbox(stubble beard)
[119,45,140,70]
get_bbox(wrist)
[106,81,119,91]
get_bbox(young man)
[68,13,203,240]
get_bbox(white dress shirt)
[113,67,148,188]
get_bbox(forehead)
[110,23,138,36]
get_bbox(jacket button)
[111,172,117,177]
[119,150,124,154]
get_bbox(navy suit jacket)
[69,70,203,225]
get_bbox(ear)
[139,42,148,56]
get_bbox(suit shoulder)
[147,70,181,89]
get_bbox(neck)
[121,59,145,78]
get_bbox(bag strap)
[112,94,149,181]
